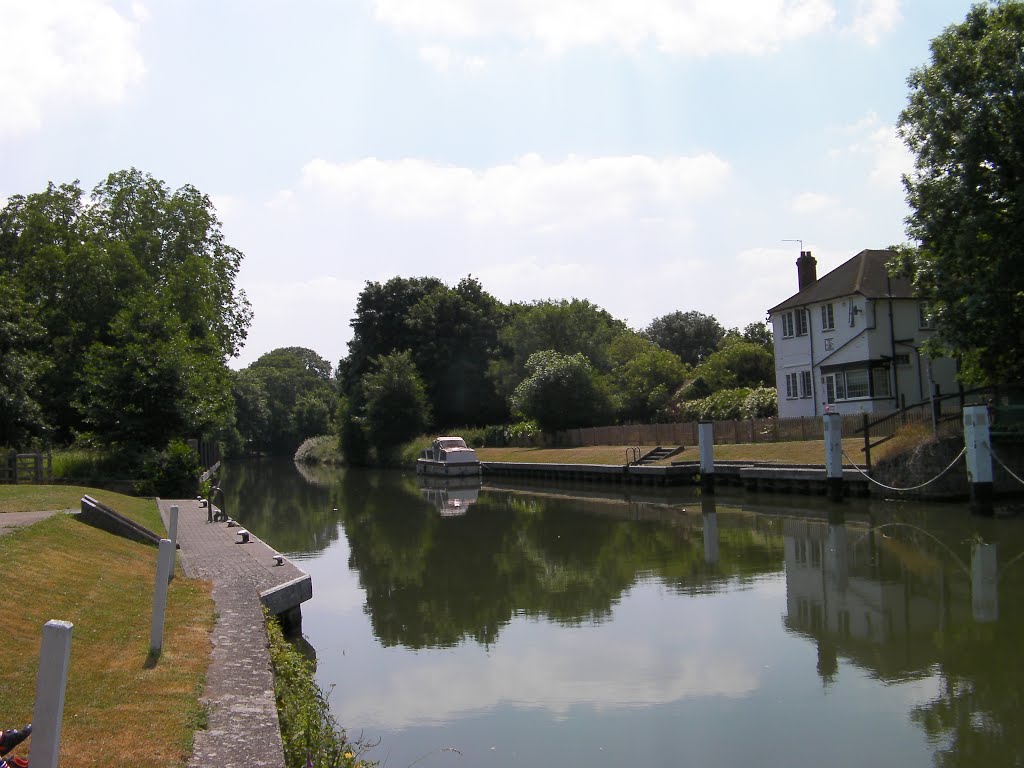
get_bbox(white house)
[768,249,958,419]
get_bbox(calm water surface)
[221,459,1024,768]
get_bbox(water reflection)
[222,461,1024,768]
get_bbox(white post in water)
[150,538,175,654]
[30,620,73,768]
[964,405,994,515]
[824,412,843,501]
[167,505,179,583]
[698,421,715,492]
[971,541,998,622]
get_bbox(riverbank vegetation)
[0,486,213,767]
[266,614,376,768]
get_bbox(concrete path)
[158,498,291,768]
[0,509,70,536]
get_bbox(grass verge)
[0,488,214,768]
[476,438,869,466]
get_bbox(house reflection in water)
[780,516,985,684]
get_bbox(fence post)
[824,412,843,502]
[30,620,73,768]
[167,505,179,583]
[150,538,175,654]
[699,421,715,493]
[964,404,994,516]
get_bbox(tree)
[0,169,252,448]
[741,321,774,354]
[510,350,612,433]
[605,332,689,423]
[0,275,49,445]
[690,338,775,392]
[492,299,627,398]
[237,347,336,456]
[643,311,725,366]
[361,351,432,461]
[898,1,1024,383]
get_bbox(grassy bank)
[476,439,869,466]
[0,487,214,767]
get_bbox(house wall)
[772,295,958,419]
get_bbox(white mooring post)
[30,620,73,768]
[150,538,175,654]
[167,505,179,583]
[698,421,715,493]
[971,541,998,623]
[964,404,995,515]
[823,412,843,501]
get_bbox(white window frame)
[781,312,795,338]
[785,372,799,399]
[795,309,809,336]
[799,370,813,399]
[919,301,935,329]
[820,303,835,331]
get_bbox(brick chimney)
[796,250,817,290]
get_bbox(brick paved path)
[159,498,304,768]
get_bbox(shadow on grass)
[144,648,161,669]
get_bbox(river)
[220,459,1024,768]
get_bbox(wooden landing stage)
[481,460,871,496]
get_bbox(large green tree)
[898,0,1024,383]
[0,169,251,448]
[510,350,612,433]
[643,310,725,366]
[235,347,336,456]
[361,351,432,461]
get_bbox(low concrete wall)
[871,437,1024,500]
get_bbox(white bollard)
[167,505,179,583]
[30,620,73,768]
[971,541,998,622]
[964,405,994,515]
[698,421,715,491]
[824,412,843,501]
[150,538,175,654]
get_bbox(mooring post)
[167,505,179,583]
[30,620,73,768]
[824,412,843,501]
[971,541,998,622]
[964,404,994,515]
[150,538,174,654]
[698,420,715,493]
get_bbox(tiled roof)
[768,249,915,313]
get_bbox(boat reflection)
[418,475,482,517]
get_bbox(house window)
[871,367,891,397]
[781,312,795,338]
[823,337,835,352]
[795,309,808,336]
[785,372,799,399]
[893,353,910,365]
[799,370,813,399]
[824,366,888,402]
[821,303,835,331]
[845,368,870,398]
[919,301,935,329]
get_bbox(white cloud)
[375,0,837,56]
[297,153,731,231]
[845,0,901,45]
[0,0,146,138]
[839,112,913,193]
[790,192,840,215]
[418,45,487,73]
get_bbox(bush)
[742,387,778,418]
[135,439,202,497]
[506,420,541,446]
[294,435,343,465]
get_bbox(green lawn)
[0,486,213,767]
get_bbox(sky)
[0,0,978,370]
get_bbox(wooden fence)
[1,451,52,484]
